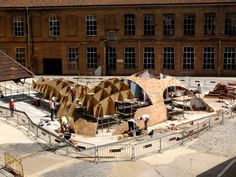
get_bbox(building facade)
[0,0,236,76]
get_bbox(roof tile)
[0,51,34,82]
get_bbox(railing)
[0,105,234,164]
[95,109,235,162]
[0,105,96,159]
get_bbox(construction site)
[0,51,236,176]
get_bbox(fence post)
[16,114,19,126]
[95,146,98,163]
[131,145,135,161]
[181,131,184,146]
[159,138,162,152]
[221,112,224,125]
[208,117,211,129]
[35,127,39,140]
[230,108,233,119]
[197,123,200,137]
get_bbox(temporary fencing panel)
[196,119,210,136]
[16,113,29,128]
[134,138,160,158]
[209,113,222,127]
[160,132,183,150]
[223,109,232,121]
[37,128,52,143]
[96,144,133,161]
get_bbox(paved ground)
[0,78,236,176]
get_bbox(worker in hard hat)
[60,115,69,133]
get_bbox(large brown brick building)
[0,0,235,76]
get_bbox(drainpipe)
[218,5,222,77]
[26,6,31,70]
[138,7,141,73]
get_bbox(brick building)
[0,0,235,76]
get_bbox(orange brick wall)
[0,4,235,76]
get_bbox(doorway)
[43,58,62,75]
[105,47,116,75]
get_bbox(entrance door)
[43,58,62,75]
[106,47,116,75]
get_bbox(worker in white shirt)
[128,118,136,131]
[140,114,150,130]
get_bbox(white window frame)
[163,47,174,70]
[183,47,194,70]
[86,15,97,36]
[124,14,135,36]
[144,14,155,36]
[224,47,235,70]
[16,48,25,66]
[87,47,97,69]
[13,16,24,37]
[144,47,155,69]
[203,47,215,70]
[68,47,79,70]
[49,16,60,36]
[124,47,135,69]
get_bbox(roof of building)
[0,0,235,8]
[0,51,34,82]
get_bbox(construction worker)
[49,97,56,121]
[128,118,137,137]
[9,99,15,117]
[140,114,150,130]
[60,115,69,133]
[70,86,76,102]
[128,118,136,131]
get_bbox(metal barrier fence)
[0,105,234,164]
[0,105,95,157]
[96,109,234,162]
[4,152,24,177]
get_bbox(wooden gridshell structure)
[32,77,88,117]
[32,77,134,119]
[81,78,134,117]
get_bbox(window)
[124,47,135,69]
[144,47,155,69]
[163,14,175,36]
[49,16,60,36]
[87,47,97,69]
[225,13,236,35]
[184,14,195,35]
[203,47,215,70]
[183,47,194,70]
[224,47,235,70]
[16,48,25,66]
[86,15,97,36]
[124,14,135,36]
[68,47,79,70]
[13,16,24,36]
[106,47,116,70]
[144,14,155,36]
[204,13,216,35]
[163,47,174,70]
